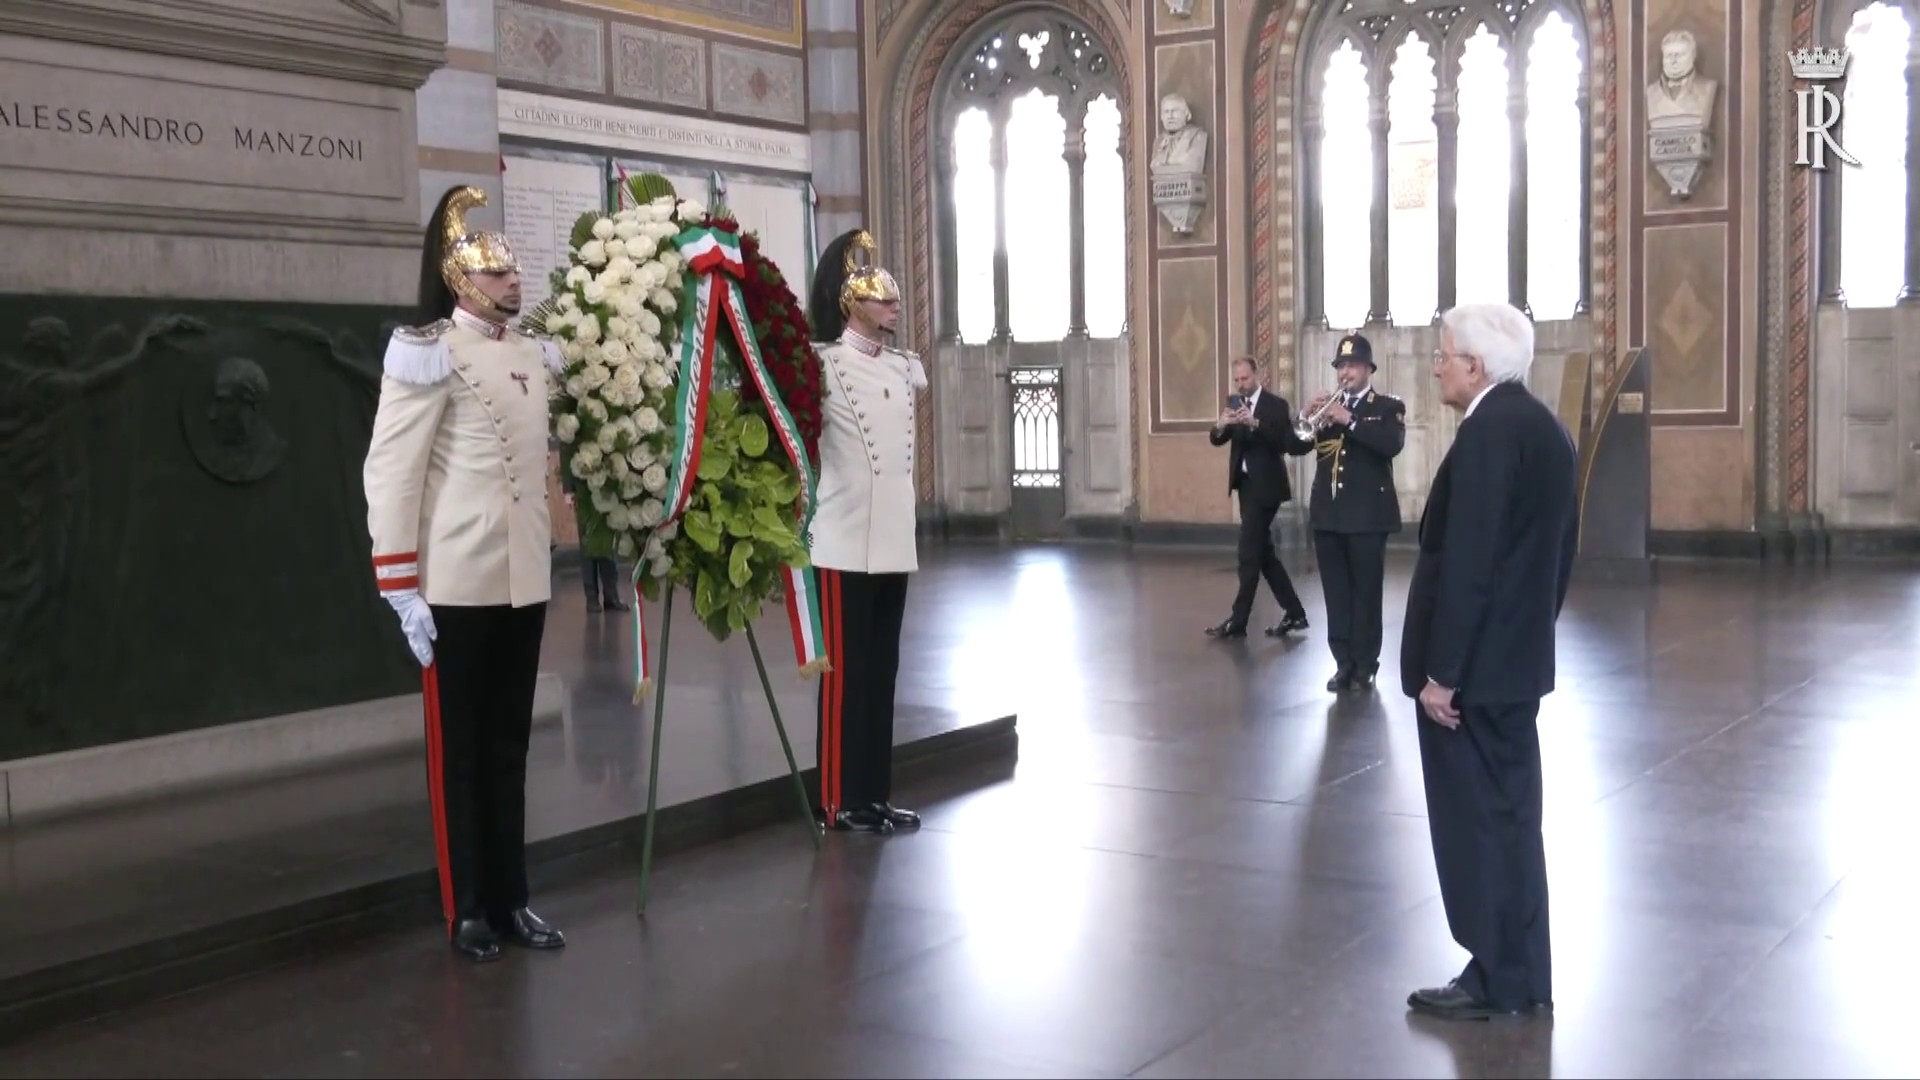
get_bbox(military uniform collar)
[453,307,509,341]
[842,327,883,357]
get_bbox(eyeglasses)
[1431,349,1473,368]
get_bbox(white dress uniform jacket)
[808,334,925,574]
[364,308,562,608]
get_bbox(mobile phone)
[1227,394,1245,411]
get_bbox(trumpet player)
[1305,333,1405,691]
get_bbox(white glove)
[384,588,437,667]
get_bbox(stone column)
[1367,90,1391,326]
[805,0,867,245]
[1507,64,1531,317]
[1435,84,1460,320]
[1576,85,1592,314]
[934,130,962,341]
[1301,104,1329,328]
[1817,164,1845,303]
[1901,45,1920,304]
[1064,101,1090,337]
[991,103,1013,343]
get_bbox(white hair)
[1440,303,1533,386]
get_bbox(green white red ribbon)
[630,223,827,700]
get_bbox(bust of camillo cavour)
[1645,28,1717,127]
[1149,93,1209,176]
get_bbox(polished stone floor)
[2,543,1916,1078]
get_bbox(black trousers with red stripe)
[814,569,910,818]
[427,602,547,929]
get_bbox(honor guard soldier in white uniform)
[363,186,567,962]
[806,229,925,836]
[1303,333,1405,692]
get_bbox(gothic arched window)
[936,14,1126,344]
[1300,0,1593,329]
[1825,0,1916,308]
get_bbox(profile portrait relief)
[183,355,288,484]
[1149,93,1209,176]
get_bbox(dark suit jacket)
[1308,389,1406,535]
[1209,389,1314,508]
[1399,381,1580,704]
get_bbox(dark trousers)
[1230,495,1304,629]
[815,568,909,818]
[1416,699,1552,1010]
[581,557,622,602]
[1314,530,1388,673]
[426,602,548,930]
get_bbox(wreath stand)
[634,581,823,915]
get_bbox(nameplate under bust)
[0,52,405,200]
[496,89,812,174]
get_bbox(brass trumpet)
[1292,393,1342,441]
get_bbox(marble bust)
[1645,29,1718,126]
[1163,0,1196,16]
[1149,94,1209,175]
[1644,29,1717,199]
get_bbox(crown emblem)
[1789,47,1849,81]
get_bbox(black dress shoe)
[450,917,503,963]
[1205,620,1247,639]
[1326,667,1353,692]
[602,596,630,612]
[1349,666,1377,691]
[1265,614,1310,636]
[498,907,566,949]
[831,807,895,834]
[1406,980,1526,1021]
[584,599,603,613]
[870,803,921,830]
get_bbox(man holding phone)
[1206,356,1315,639]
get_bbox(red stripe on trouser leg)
[422,663,456,932]
[821,570,844,818]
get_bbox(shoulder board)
[886,346,928,390]
[382,321,453,386]
[1373,391,1404,406]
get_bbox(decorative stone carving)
[497,0,607,94]
[1645,29,1717,199]
[184,356,287,485]
[611,23,707,109]
[1150,93,1209,234]
[712,42,805,125]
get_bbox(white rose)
[613,363,643,392]
[644,534,666,560]
[620,479,645,503]
[555,414,580,443]
[616,208,639,225]
[637,310,662,337]
[559,292,579,313]
[642,463,668,493]
[600,339,630,365]
[605,238,628,261]
[627,235,659,261]
[582,398,608,422]
[648,195,675,219]
[591,217,615,240]
[627,443,654,469]
[649,288,678,314]
[615,534,637,560]
[566,375,587,398]
[565,266,591,288]
[574,317,601,344]
[659,250,684,274]
[636,407,662,435]
[582,281,608,306]
[562,341,587,363]
[607,257,637,283]
[615,219,641,240]
[582,364,610,390]
[606,316,630,340]
[588,469,613,490]
[616,294,644,319]
[643,363,671,391]
[579,240,609,267]
[609,454,630,480]
[659,520,679,541]
[575,443,603,469]
[650,554,672,577]
[595,424,619,452]
[639,499,665,527]
[592,489,616,514]
[677,199,706,222]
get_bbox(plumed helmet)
[809,228,899,342]
[420,185,520,322]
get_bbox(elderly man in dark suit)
[1401,303,1579,1022]
[1206,355,1315,639]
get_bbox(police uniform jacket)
[1309,388,1406,535]
[808,335,924,575]
[364,308,562,608]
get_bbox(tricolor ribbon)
[630,223,828,701]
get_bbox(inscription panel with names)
[0,55,405,200]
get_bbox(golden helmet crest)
[839,229,900,314]
[437,186,520,317]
